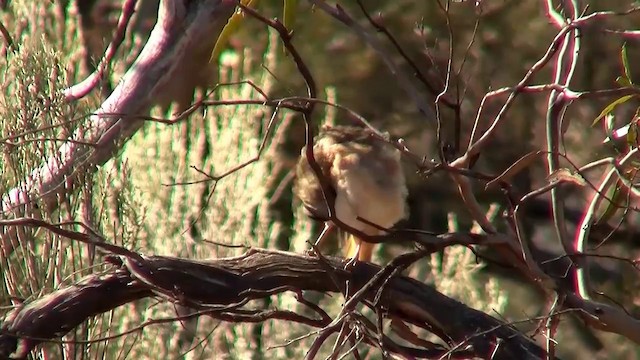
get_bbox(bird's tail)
[344,233,375,262]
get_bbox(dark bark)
[1,249,555,360]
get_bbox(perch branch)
[0,248,553,360]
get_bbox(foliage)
[3,0,640,359]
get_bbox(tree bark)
[0,248,555,360]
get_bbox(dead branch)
[0,248,553,360]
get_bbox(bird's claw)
[343,256,359,270]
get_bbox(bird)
[294,125,408,263]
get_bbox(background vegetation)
[2,0,640,359]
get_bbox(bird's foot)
[343,256,359,270]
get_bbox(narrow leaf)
[603,114,618,144]
[621,43,633,84]
[546,168,586,187]
[591,95,635,127]
[605,113,615,135]
[616,76,632,87]
[627,121,638,147]
[595,180,623,224]
[486,151,544,190]
[283,0,298,31]
[210,0,258,63]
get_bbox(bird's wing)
[293,139,337,221]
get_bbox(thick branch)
[0,249,552,360]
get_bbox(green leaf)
[591,95,635,127]
[283,0,298,31]
[595,180,622,224]
[605,113,615,136]
[210,0,258,64]
[616,76,632,87]
[627,121,638,147]
[621,43,633,85]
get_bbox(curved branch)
[0,248,552,360]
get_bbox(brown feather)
[293,125,408,262]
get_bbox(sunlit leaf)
[283,0,299,31]
[632,160,640,169]
[210,0,258,64]
[627,121,638,147]
[546,168,586,187]
[591,95,635,126]
[605,113,615,136]
[621,43,633,85]
[616,76,632,87]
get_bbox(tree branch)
[0,248,553,360]
[0,0,237,252]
